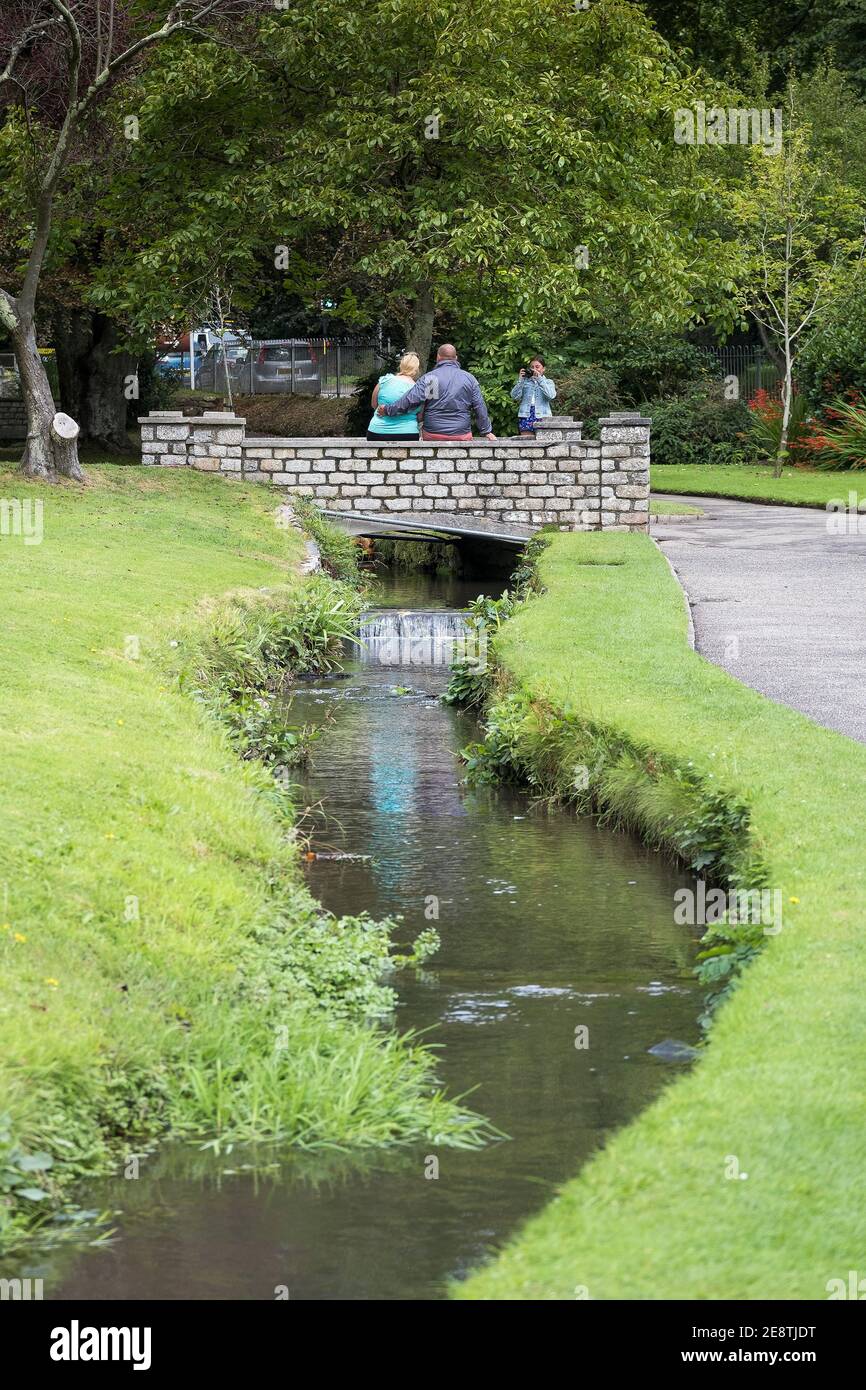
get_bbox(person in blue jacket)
[511,356,556,435]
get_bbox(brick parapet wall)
[138,410,650,531]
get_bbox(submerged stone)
[647,1038,700,1063]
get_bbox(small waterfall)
[356,609,478,668]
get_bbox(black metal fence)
[701,345,783,400]
[197,337,392,397]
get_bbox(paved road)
[653,494,866,743]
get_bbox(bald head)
[436,343,458,361]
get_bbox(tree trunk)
[85,315,137,450]
[406,281,435,370]
[776,346,793,479]
[54,308,136,451]
[754,315,785,374]
[2,293,83,481]
[53,305,92,424]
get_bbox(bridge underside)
[320,509,535,549]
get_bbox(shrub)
[133,361,182,421]
[809,390,866,469]
[746,387,818,463]
[164,576,364,700]
[798,275,866,412]
[555,329,718,401]
[606,334,719,402]
[373,538,461,574]
[556,364,624,433]
[444,535,549,709]
[642,382,751,466]
[289,495,366,587]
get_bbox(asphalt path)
[653,493,866,743]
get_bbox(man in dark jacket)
[377,343,496,440]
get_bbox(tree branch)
[0,288,19,334]
[18,1,83,317]
[0,14,64,85]
[73,1,230,120]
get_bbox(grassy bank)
[0,464,482,1254]
[652,462,863,507]
[456,530,866,1299]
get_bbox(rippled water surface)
[51,570,701,1301]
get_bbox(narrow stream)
[50,569,702,1301]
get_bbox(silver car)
[249,341,322,395]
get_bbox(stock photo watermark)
[0,498,43,546]
[825,493,866,535]
[0,1276,43,1300]
[826,1270,866,1299]
[674,881,783,936]
[50,1324,151,1371]
[674,102,782,156]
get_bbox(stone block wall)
[138,410,650,531]
[0,398,27,442]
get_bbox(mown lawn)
[456,529,866,1299]
[652,462,863,508]
[0,465,304,1237]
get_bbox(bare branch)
[0,13,64,85]
[17,1,84,316]
[74,1,247,119]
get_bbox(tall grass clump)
[290,495,367,587]
[156,575,363,779]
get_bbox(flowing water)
[48,569,702,1301]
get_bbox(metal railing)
[701,345,783,400]
[197,337,393,397]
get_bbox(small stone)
[648,1039,700,1063]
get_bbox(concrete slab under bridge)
[319,509,535,548]
[321,509,534,577]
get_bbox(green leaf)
[16,1151,54,1172]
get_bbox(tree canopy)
[87,0,744,367]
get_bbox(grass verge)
[455,529,866,1299]
[652,462,864,508]
[649,498,702,517]
[0,463,485,1255]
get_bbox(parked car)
[194,338,251,391]
[249,341,322,395]
[193,337,324,395]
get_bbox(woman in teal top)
[367,352,422,439]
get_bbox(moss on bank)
[455,530,866,1299]
[0,465,484,1256]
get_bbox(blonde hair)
[398,352,421,380]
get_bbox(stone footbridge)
[139,410,651,537]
